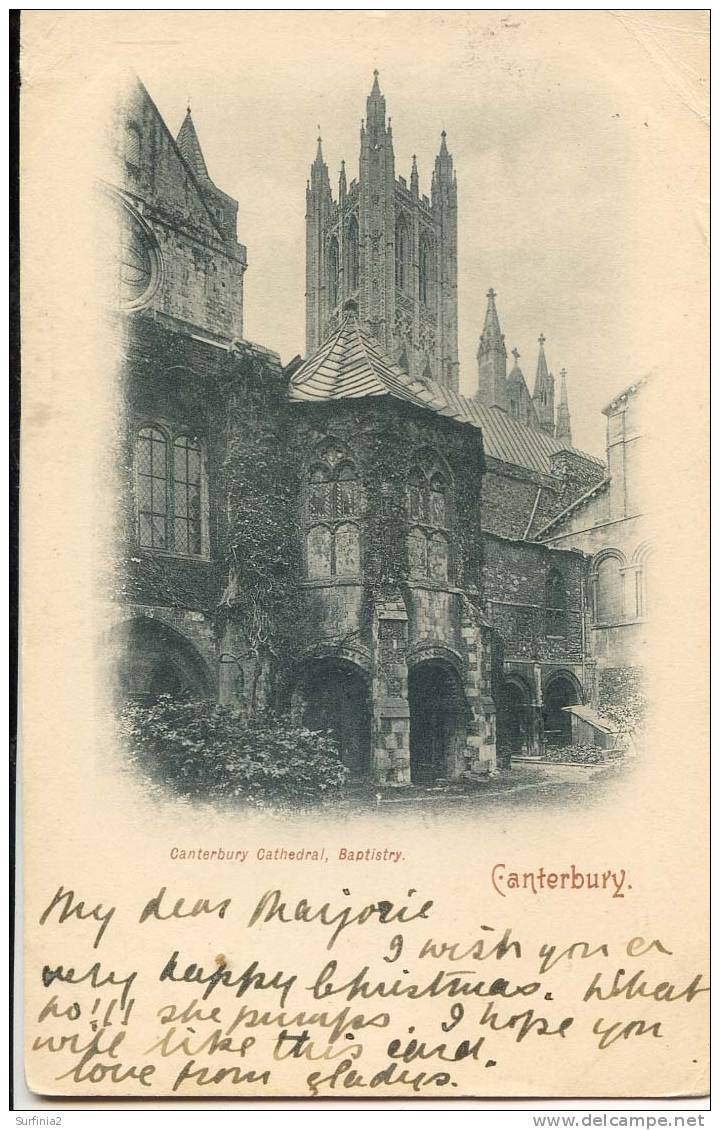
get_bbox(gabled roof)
[289,311,604,477]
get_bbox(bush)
[118,696,349,807]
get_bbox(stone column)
[460,606,497,774]
[529,661,545,757]
[372,597,411,785]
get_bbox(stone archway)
[299,658,371,780]
[498,676,534,759]
[408,660,467,785]
[543,673,581,749]
[108,617,214,704]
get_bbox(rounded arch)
[408,657,469,784]
[406,641,465,676]
[632,540,654,618]
[591,547,628,571]
[632,539,654,567]
[591,549,626,624]
[497,673,534,759]
[294,655,371,779]
[542,670,582,749]
[543,668,584,702]
[106,616,215,704]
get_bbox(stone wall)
[483,534,585,665]
[114,81,247,341]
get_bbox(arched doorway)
[301,659,371,780]
[543,674,580,749]
[499,677,533,758]
[109,618,213,704]
[408,660,466,785]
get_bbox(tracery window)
[395,215,410,293]
[346,215,359,292]
[304,443,361,580]
[406,452,452,583]
[136,425,206,556]
[327,237,339,310]
[545,568,567,637]
[419,235,435,306]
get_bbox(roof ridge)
[534,476,610,537]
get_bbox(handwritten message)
[28,882,709,1097]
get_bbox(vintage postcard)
[19,10,709,1103]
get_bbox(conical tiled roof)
[177,108,210,180]
[289,311,603,475]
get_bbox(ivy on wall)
[116,318,487,705]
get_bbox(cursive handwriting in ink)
[39,887,116,950]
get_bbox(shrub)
[118,696,349,807]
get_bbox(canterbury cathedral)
[105,72,647,786]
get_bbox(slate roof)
[289,312,604,476]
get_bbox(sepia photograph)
[103,38,656,813]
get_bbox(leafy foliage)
[119,696,348,807]
[598,666,647,738]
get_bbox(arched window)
[346,215,359,292]
[136,424,207,557]
[304,443,360,580]
[594,553,624,624]
[640,556,651,618]
[137,426,168,550]
[395,214,410,292]
[326,237,339,310]
[545,568,567,637]
[419,235,435,306]
[406,451,452,583]
[633,544,653,619]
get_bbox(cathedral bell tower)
[305,71,459,390]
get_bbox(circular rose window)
[117,201,162,311]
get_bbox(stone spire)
[410,153,419,197]
[433,129,454,187]
[555,368,573,446]
[338,158,347,200]
[309,130,331,193]
[532,333,556,434]
[366,69,387,131]
[476,288,508,410]
[176,107,210,180]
